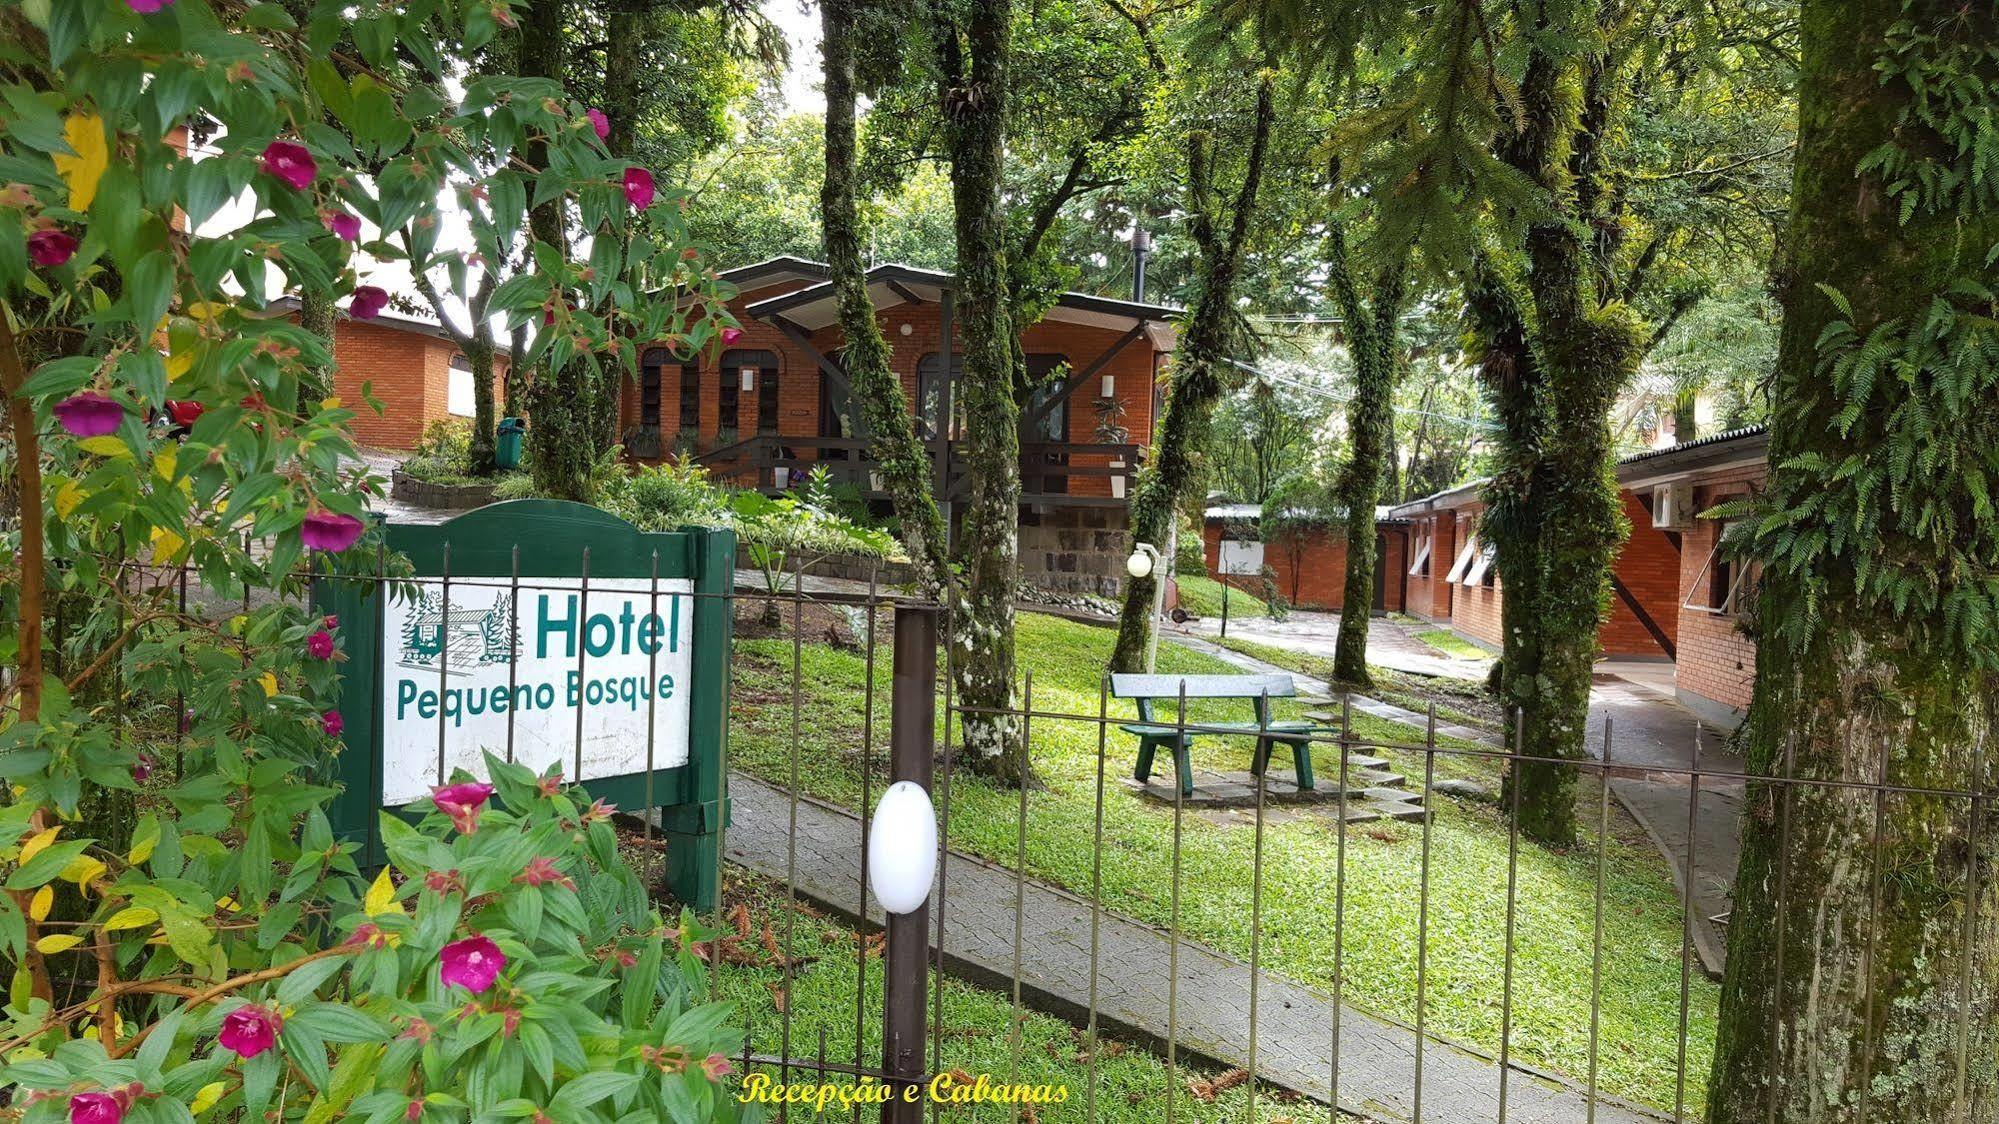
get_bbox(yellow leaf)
[153,446,176,481]
[19,827,60,865]
[34,934,82,955]
[77,436,129,458]
[64,856,106,891]
[54,479,83,518]
[28,886,53,922]
[190,1082,226,1115]
[103,907,157,931]
[186,301,226,321]
[259,672,278,697]
[215,895,241,913]
[150,527,185,564]
[128,830,158,867]
[363,868,403,918]
[320,396,342,410]
[53,112,109,212]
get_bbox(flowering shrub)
[0,0,749,1118]
[0,754,758,1124]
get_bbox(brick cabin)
[1201,504,1409,613]
[1616,426,1769,727]
[1387,477,1683,661]
[271,298,508,451]
[616,257,1178,596]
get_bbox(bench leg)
[1174,742,1194,797]
[1252,736,1273,777]
[1134,738,1159,784]
[1290,738,1315,791]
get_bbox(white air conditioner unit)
[1652,483,1695,529]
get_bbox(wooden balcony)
[692,435,1144,508]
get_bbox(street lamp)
[867,781,937,915]
[1126,542,1159,579]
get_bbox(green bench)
[1110,672,1326,797]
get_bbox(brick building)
[1201,505,1409,613]
[1616,426,1769,727]
[616,257,1178,595]
[1387,477,1683,661]
[272,298,507,451]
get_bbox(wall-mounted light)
[867,781,937,914]
[899,323,914,337]
[739,367,756,392]
[1101,374,1115,398]
[1126,542,1159,579]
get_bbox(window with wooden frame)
[639,348,668,427]
[1443,534,1478,584]
[677,361,700,431]
[1407,524,1433,577]
[1464,542,1498,588]
[1683,508,1759,616]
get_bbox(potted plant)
[1094,395,1131,498]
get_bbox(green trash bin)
[495,417,525,470]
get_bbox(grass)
[728,612,1719,1114]
[701,872,1287,1123]
[1411,627,1494,662]
[1208,634,1502,738]
[1173,574,1271,619]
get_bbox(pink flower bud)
[260,141,318,191]
[300,510,366,552]
[622,167,655,209]
[321,710,344,737]
[586,109,610,140]
[307,629,336,660]
[54,392,125,438]
[431,781,496,834]
[349,285,391,320]
[28,229,76,267]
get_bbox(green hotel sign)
[315,500,734,909]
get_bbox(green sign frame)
[314,500,734,910]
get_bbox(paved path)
[725,771,1661,1123]
[1175,610,1492,680]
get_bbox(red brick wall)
[1402,511,1455,622]
[1599,490,1682,658]
[1443,506,1503,648]
[1671,465,1765,714]
[1202,522,1406,612]
[331,322,504,451]
[618,288,1162,494]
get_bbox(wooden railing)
[691,436,1144,506]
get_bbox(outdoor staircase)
[1121,737,1428,823]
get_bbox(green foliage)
[600,460,731,533]
[728,469,900,605]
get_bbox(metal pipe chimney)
[1131,227,1152,303]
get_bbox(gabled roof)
[715,255,832,291]
[742,262,1181,352]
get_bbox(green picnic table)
[1110,672,1329,797]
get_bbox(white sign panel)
[1219,539,1265,576]
[380,576,695,804]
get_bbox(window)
[1443,536,1478,584]
[677,361,700,431]
[1025,355,1070,441]
[447,356,475,417]
[1685,515,1759,615]
[1463,542,1497,588]
[1407,525,1432,577]
[639,348,669,428]
[917,353,965,441]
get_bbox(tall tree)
[1110,71,1277,671]
[1706,1,1999,1118]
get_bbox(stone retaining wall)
[391,469,499,510]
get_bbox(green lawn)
[1412,627,1494,662]
[728,612,1719,1114]
[704,873,1284,1123]
[1174,574,1272,619]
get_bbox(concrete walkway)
[725,771,1661,1123]
[1175,610,1493,680]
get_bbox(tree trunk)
[1476,23,1643,846]
[1111,78,1277,673]
[1671,391,1697,444]
[935,0,1028,783]
[1326,215,1408,687]
[1706,2,1999,1118]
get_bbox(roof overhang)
[1386,478,1489,520]
[266,295,455,344]
[1616,426,1769,488]
[744,263,1180,352]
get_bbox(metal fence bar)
[883,601,937,1124]
[1497,706,1524,1124]
[1414,703,1438,1123]
[1586,714,1613,1123]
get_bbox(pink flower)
[323,211,361,241]
[260,141,318,191]
[431,781,494,834]
[438,934,506,992]
[28,229,76,267]
[622,167,655,209]
[349,285,390,320]
[513,857,574,890]
[701,1053,733,1080]
[69,1093,122,1124]
[321,710,344,737]
[218,1004,281,1058]
[307,629,335,659]
[323,614,340,630]
[424,869,465,895]
[585,109,610,140]
[126,0,173,12]
[133,754,153,784]
[535,773,563,798]
[54,392,125,437]
[300,510,366,552]
[720,326,743,346]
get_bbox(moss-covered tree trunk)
[1326,215,1407,686]
[934,0,1029,783]
[820,0,953,595]
[1705,2,1999,1118]
[1111,77,1276,673]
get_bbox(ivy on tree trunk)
[1706,2,1999,1117]
[1111,76,1277,673]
